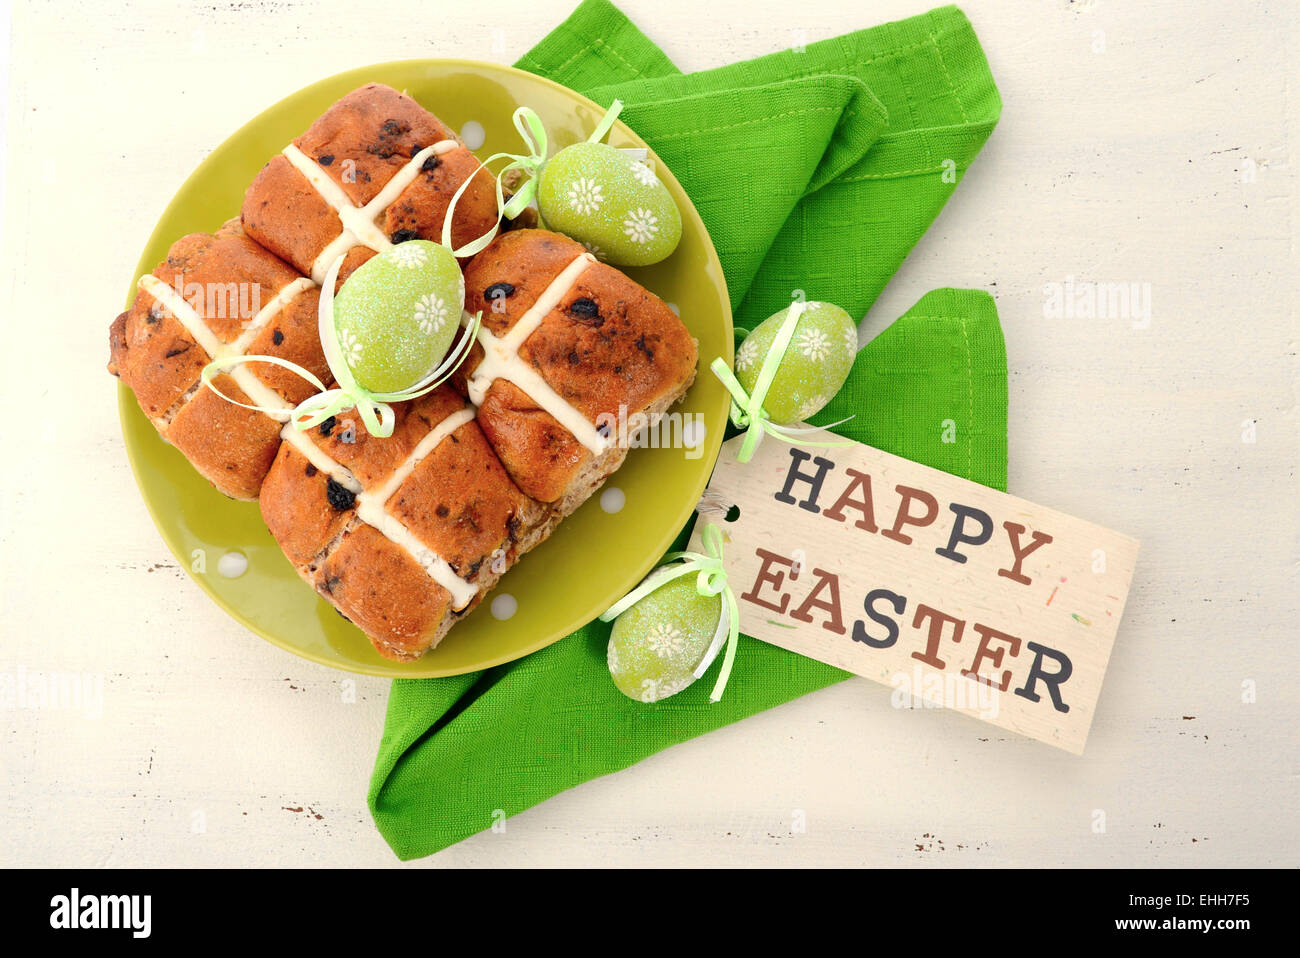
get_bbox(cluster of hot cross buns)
[108,83,697,659]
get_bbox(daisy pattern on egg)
[732,302,859,425]
[390,243,429,269]
[799,326,832,362]
[735,334,761,373]
[629,160,658,188]
[414,294,450,335]
[329,240,463,394]
[639,674,692,704]
[337,327,364,365]
[623,207,659,244]
[567,177,604,215]
[606,574,724,704]
[645,621,686,657]
[581,240,606,261]
[536,140,682,267]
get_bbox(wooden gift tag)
[689,430,1139,753]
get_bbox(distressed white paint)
[0,0,1295,867]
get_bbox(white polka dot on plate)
[460,120,486,150]
[218,551,248,578]
[490,593,517,620]
[600,487,626,514]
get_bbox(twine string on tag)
[695,488,734,521]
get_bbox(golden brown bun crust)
[382,148,499,254]
[241,288,329,406]
[311,388,468,488]
[160,219,302,343]
[521,259,698,423]
[475,379,587,503]
[462,229,699,503]
[109,224,326,499]
[293,84,453,207]
[110,287,208,421]
[241,83,498,276]
[317,524,452,661]
[464,230,587,338]
[336,246,376,285]
[257,442,353,569]
[258,387,544,660]
[386,418,546,578]
[165,374,283,501]
[107,312,128,377]
[241,155,339,277]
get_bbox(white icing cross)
[138,273,299,422]
[354,406,479,609]
[281,140,459,284]
[465,252,612,455]
[275,406,480,611]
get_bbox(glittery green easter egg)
[332,240,464,394]
[537,141,682,267]
[607,574,723,703]
[734,302,858,424]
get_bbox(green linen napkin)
[369,0,1005,859]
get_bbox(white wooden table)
[2,0,1295,866]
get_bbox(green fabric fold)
[370,1,1005,859]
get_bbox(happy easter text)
[742,449,1072,714]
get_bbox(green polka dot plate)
[117,60,733,677]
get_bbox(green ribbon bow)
[440,98,627,257]
[709,300,855,463]
[598,521,741,702]
[199,253,482,438]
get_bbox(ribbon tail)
[598,560,703,623]
[693,598,731,679]
[587,99,624,144]
[354,400,395,439]
[501,178,537,220]
[317,253,361,397]
[709,357,751,415]
[199,354,327,419]
[512,106,548,163]
[766,420,856,444]
[768,413,856,436]
[369,311,484,403]
[443,107,549,257]
[707,593,742,703]
[443,156,507,258]
[288,389,353,431]
[736,422,766,464]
